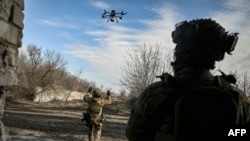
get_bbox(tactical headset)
[172,20,239,54]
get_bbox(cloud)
[64,3,182,92]
[210,0,250,73]
[39,18,78,29]
[65,0,250,92]
[90,1,110,9]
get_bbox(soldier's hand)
[107,90,111,96]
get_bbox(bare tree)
[234,70,250,96]
[13,44,100,101]
[40,49,67,90]
[121,43,172,97]
[120,89,126,97]
[16,45,67,99]
[17,45,43,98]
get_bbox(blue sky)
[23,0,250,93]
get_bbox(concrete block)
[14,0,24,10]
[0,47,18,67]
[0,0,12,21]
[0,20,9,37]
[0,21,21,46]
[12,5,24,29]
[5,24,19,46]
[0,68,18,86]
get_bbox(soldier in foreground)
[83,89,112,141]
[126,19,250,141]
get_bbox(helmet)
[87,87,93,93]
[92,89,102,98]
[171,18,238,69]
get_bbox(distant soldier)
[84,89,112,141]
[126,19,250,141]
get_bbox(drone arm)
[107,17,110,23]
[115,17,118,23]
[116,12,127,15]
[102,15,109,19]
[102,12,111,17]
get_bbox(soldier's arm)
[101,95,112,106]
[83,87,93,103]
[83,94,92,104]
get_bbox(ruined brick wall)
[0,0,24,140]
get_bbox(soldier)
[84,89,112,141]
[126,19,250,141]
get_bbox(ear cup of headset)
[224,33,238,54]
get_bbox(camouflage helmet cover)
[171,18,239,69]
[93,89,102,98]
[172,19,238,54]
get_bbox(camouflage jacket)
[126,68,250,141]
[84,95,112,118]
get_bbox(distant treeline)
[10,45,96,100]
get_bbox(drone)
[102,10,127,23]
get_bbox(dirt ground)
[3,100,130,141]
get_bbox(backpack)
[173,76,250,141]
[126,72,250,141]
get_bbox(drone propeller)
[103,9,109,15]
[121,11,127,15]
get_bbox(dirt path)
[3,100,129,141]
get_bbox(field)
[3,100,130,141]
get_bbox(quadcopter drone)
[102,10,127,23]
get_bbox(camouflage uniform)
[126,19,250,141]
[84,89,112,141]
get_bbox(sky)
[23,0,250,93]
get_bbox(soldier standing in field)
[84,89,112,141]
[126,18,250,141]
